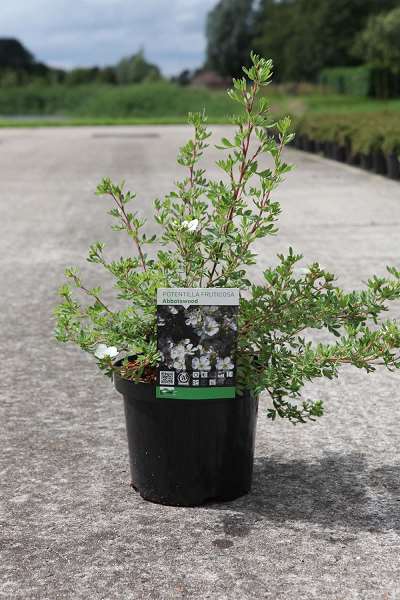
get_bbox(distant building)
[191,70,230,90]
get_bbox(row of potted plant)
[290,112,400,180]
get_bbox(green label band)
[156,386,236,400]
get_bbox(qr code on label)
[159,371,175,386]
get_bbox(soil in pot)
[114,373,259,507]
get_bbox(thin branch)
[70,274,113,314]
[109,191,147,272]
[207,83,259,285]
[250,137,285,236]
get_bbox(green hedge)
[0,82,236,119]
[296,112,400,156]
[319,66,373,97]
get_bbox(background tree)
[115,50,161,85]
[354,6,400,98]
[254,0,399,81]
[206,0,255,78]
[173,69,192,87]
[65,67,102,86]
[0,38,34,70]
[252,0,294,82]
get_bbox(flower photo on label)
[157,303,238,385]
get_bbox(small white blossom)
[173,357,186,371]
[223,316,237,331]
[205,306,218,314]
[184,340,196,354]
[202,316,219,337]
[94,344,118,359]
[186,309,202,327]
[192,356,211,371]
[171,342,186,360]
[182,219,199,232]
[216,356,235,371]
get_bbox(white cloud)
[0,0,217,74]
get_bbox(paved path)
[1,126,400,600]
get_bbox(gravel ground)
[1,126,400,600]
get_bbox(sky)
[0,0,218,75]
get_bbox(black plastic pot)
[315,140,326,155]
[325,141,335,159]
[372,150,387,176]
[386,153,400,180]
[334,144,347,163]
[360,153,373,171]
[303,137,316,153]
[114,372,259,507]
[297,134,306,150]
[348,152,361,167]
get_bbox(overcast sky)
[0,0,217,75]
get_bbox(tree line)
[2,1,400,95]
[205,0,400,91]
[0,40,161,86]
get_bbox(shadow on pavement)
[208,452,400,535]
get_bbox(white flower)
[182,219,199,232]
[168,306,178,314]
[173,357,186,370]
[192,356,211,371]
[205,306,218,314]
[171,342,186,360]
[184,340,196,354]
[216,356,235,371]
[94,344,118,359]
[223,316,237,331]
[202,316,219,337]
[186,309,202,327]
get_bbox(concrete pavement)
[1,126,400,600]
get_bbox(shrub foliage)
[55,55,400,424]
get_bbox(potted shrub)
[55,54,400,507]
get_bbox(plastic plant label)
[156,288,239,399]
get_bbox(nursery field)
[1,126,400,600]
[1,81,400,126]
[1,85,399,179]
[0,82,239,123]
